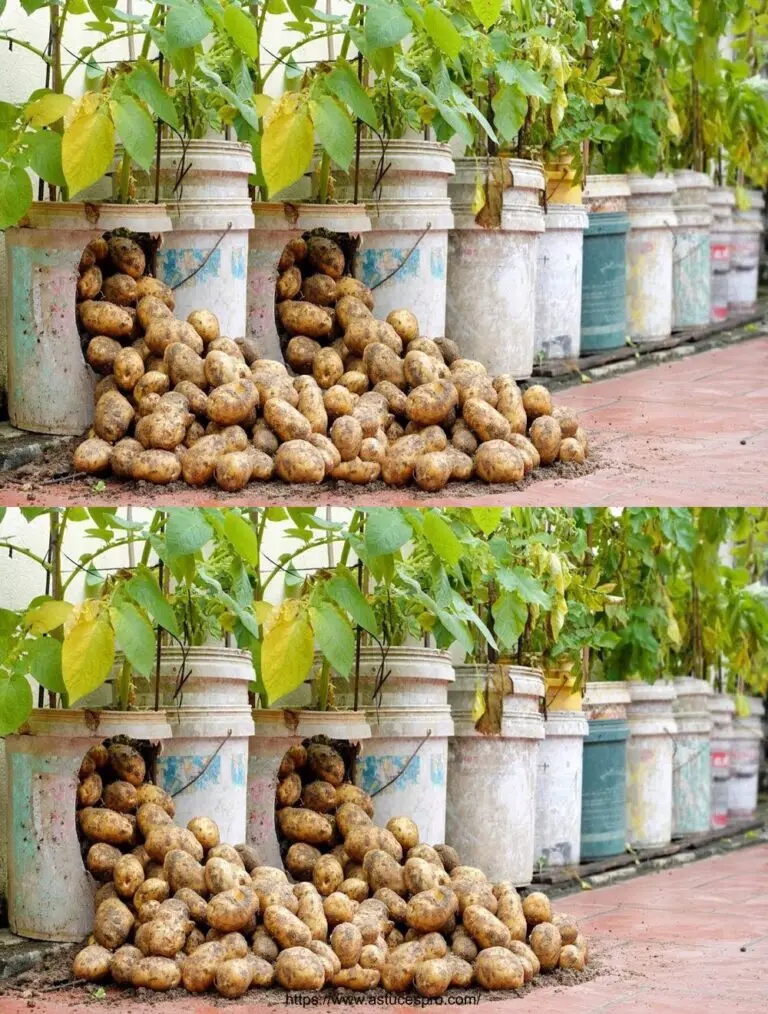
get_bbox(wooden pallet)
[532,305,768,379]
[531,816,764,886]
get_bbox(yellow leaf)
[471,681,486,723]
[261,601,314,705]
[62,603,115,705]
[62,98,115,198]
[24,599,73,634]
[471,178,486,216]
[254,600,274,625]
[254,94,273,117]
[261,91,314,199]
[25,92,73,127]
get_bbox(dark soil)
[0,438,597,506]
[0,941,600,1006]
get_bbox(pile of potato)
[72,230,588,491]
[72,736,589,997]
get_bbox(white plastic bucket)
[729,192,762,312]
[331,141,454,336]
[447,159,545,378]
[626,174,678,342]
[625,681,677,848]
[6,709,171,941]
[672,171,712,329]
[247,711,370,868]
[707,693,735,829]
[671,677,712,836]
[131,646,254,845]
[582,680,632,721]
[447,665,544,884]
[535,204,589,359]
[582,174,631,214]
[5,202,171,435]
[534,711,589,867]
[247,203,371,362]
[130,140,255,337]
[708,187,735,321]
[332,646,454,846]
[728,696,764,819]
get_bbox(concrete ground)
[0,844,766,1012]
[0,331,767,507]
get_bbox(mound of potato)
[72,732,589,998]
[72,230,589,491]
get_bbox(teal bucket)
[580,212,629,352]
[580,718,629,860]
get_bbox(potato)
[275,264,301,302]
[250,423,278,460]
[165,849,207,895]
[79,806,133,846]
[412,451,451,491]
[203,349,240,388]
[274,946,325,991]
[206,887,259,933]
[323,891,357,926]
[80,299,134,339]
[277,774,303,811]
[496,890,527,941]
[508,433,540,473]
[522,383,552,420]
[324,384,358,419]
[73,944,112,982]
[273,440,324,484]
[474,947,525,990]
[93,896,134,949]
[329,964,378,990]
[340,878,369,902]
[262,399,311,443]
[343,824,401,862]
[559,436,585,464]
[296,384,328,439]
[475,441,525,483]
[457,375,499,408]
[94,882,119,911]
[410,957,450,998]
[179,940,224,992]
[557,943,585,971]
[261,906,311,950]
[205,857,241,896]
[76,770,102,807]
[308,347,342,390]
[180,816,217,853]
[136,803,172,839]
[455,881,497,915]
[72,437,112,476]
[93,375,118,405]
[130,880,168,912]
[246,927,278,967]
[325,414,365,463]
[406,887,458,933]
[343,318,382,357]
[286,843,321,881]
[460,903,511,950]
[405,380,458,425]
[206,379,258,426]
[404,858,448,896]
[335,296,373,332]
[85,335,121,375]
[131,955,181,991]
[330,922,362,969]
[362,850,406,896]
[108,236,145,277]
[212,451,249,491]
[145,824,204,863]
[297,888,328,942]
[278,300,333,339]
[108,944,143,985]
[529,921,562,971]
[163,343,205,390]
[523,891,552,927]
[303,742,343,784]
[357,942,386,972]
[370,889,405,924]
[251,865,288,890]
[298,780,335,814]
[299,273,336,306]
[307,236,345,279]
[451,929,478,962]
[277,806,334,845]
[86,842,121,881]
[286,337,321,376]
[529,415,562,464]
[462,397,511,442]
[550,404,578,438]
[551,912,579,946]
[363,343,406,388]
[93,390,134,445]
[133,449,181,485]
[113,854,145,898]
[386,308,419,342]
[575,426,589,455]
[404,350,440,388]
[133,276,172,308]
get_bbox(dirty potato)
[73,944,113,982]
[108,236,146,278]
[414,451,452,492]
[529,416,562,465]
[474,947,525,989]
[474,441,525,484]
[278,300,333,339]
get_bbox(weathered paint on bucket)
[626,174,678,342]
[707,693,735,829]
[534,712,589,867]
[331,141,455,336]
[6,709,170,942]
[333,646,454,846]
[580,718,629,860]
[129,141,255,338]
[625,681,677,848]
[672,171,712,330]
[728,695,765,819]
[247,204,371,361]
[130,646,254,844]
[708,187,735,321]
[534,204,589,360]
[446,159,545,378]
[248,711,370,868]
[5,203,171,435]
[582,679,632,721]
[728,199,762,312]
[447,665,544,884]
[672,677,712,837]
[580,211,630,353]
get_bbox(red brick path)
[1,844,766,1013]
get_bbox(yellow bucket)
[545,667,583,711]
[545,159,582,205]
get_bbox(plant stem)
[261,30,345,86]
[0,35,52,63]
[0,543,51,570]
[318,151,331,204]
[118,149,132,204]
[317,659,330,711]
[61,31,135,86]
[339,5,362,60]
[118,658,131,711]
[339,511,363,567]
[60,537,140,595]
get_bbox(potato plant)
[73,733,590,996]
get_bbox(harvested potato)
[73,944,112,982]
[287,336,322,374]
[77,772,102,808]
[559,437,585,464]
[86,335,122,375]
[463,398,511,442]
[275,946,325,991]
[277,773,303,808]
[302,780,338,813]
[336,295,372,331]
[206,887,259,933]
[305,743,345,785]
[523,891,552,928]
[529,416,562,465]
[558,943,585,971]
[301,273,338,306]
[79,300,137,340]
[413,958,451,998]
[278,300,333,339]
[364,850,406,896]
[552,912,579,945]
[406,888,458,933]
[114,854,145,898]
[187,310,219,344]
[529,922,562,971]
[462,904,511,949]
[406,381,458,425]
[507,939,540,976]
[94,390,134,443]
[86,842,122,882]
[323,891,357,927]
[330,415,364,462]
[265,906,313,950]
[523,384,552,420]
[145,824,204,863]
[137,803,172,838]
[496,890,527,941]
[94,896,134,949]
[277,265,302,301]
[110,945,143,985]
[287,843,322,881]
[404,350,440,388]
[296,888,328,942]
[135,277,174,308]
[552,404,579,437]
[109,236,146,278]
[166,342,207,388]
[414,451,452,491]
[474,441,525,483]
[79,807,134,846]
[265,399,312,442]
[575,426,589,455]
[274,440,325,484]
[307,236,345,279]
[344,825,402,864]
[363,343,405,387]
[312,347,344,389]
[387,309,419,343]
[133,450,182,485]
[331,922,363,968]
[186,816,219,852]
[278,807,334,845]
[165,849,206,895]
[340,878,369,902]
[213,451,250,491]
[474,947,525,989]
[94,883,119,911]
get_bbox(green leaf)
[223,511,260,567]
[27,130,66,187]
[423,7,462,61]
[492,592,528,651]
[24,599,73,635]
[423,512,462,567]
[364,4,412,50]
[311,94,355,170]
[62,99,115,198]
[164,508,213,559]
[125,59,179,129]
[0,165,33,229]
[125,566,180,637]
[0,672,33,735]
[223,5,260,58]
[325,572,378,635]
[311,602,355,678]
[470,0,501,28]
[498,567,550,607]
[262,92,314,197]
[492,84,528,142]
[111,602,156,678]
[471,508,503,535]
[497,61,551,100]
[364,509,412,557]
[25,92,73,127]
[25,637,65,694]
[165,2,213,51]
[261,604,314,705]
[62,604,116,705]
[111,96,155,171]
[325,63,377,129]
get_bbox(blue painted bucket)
[580,211,629,353]
[580,718,629,860]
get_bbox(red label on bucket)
[710,243,729,262]
[711,749,729,769]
